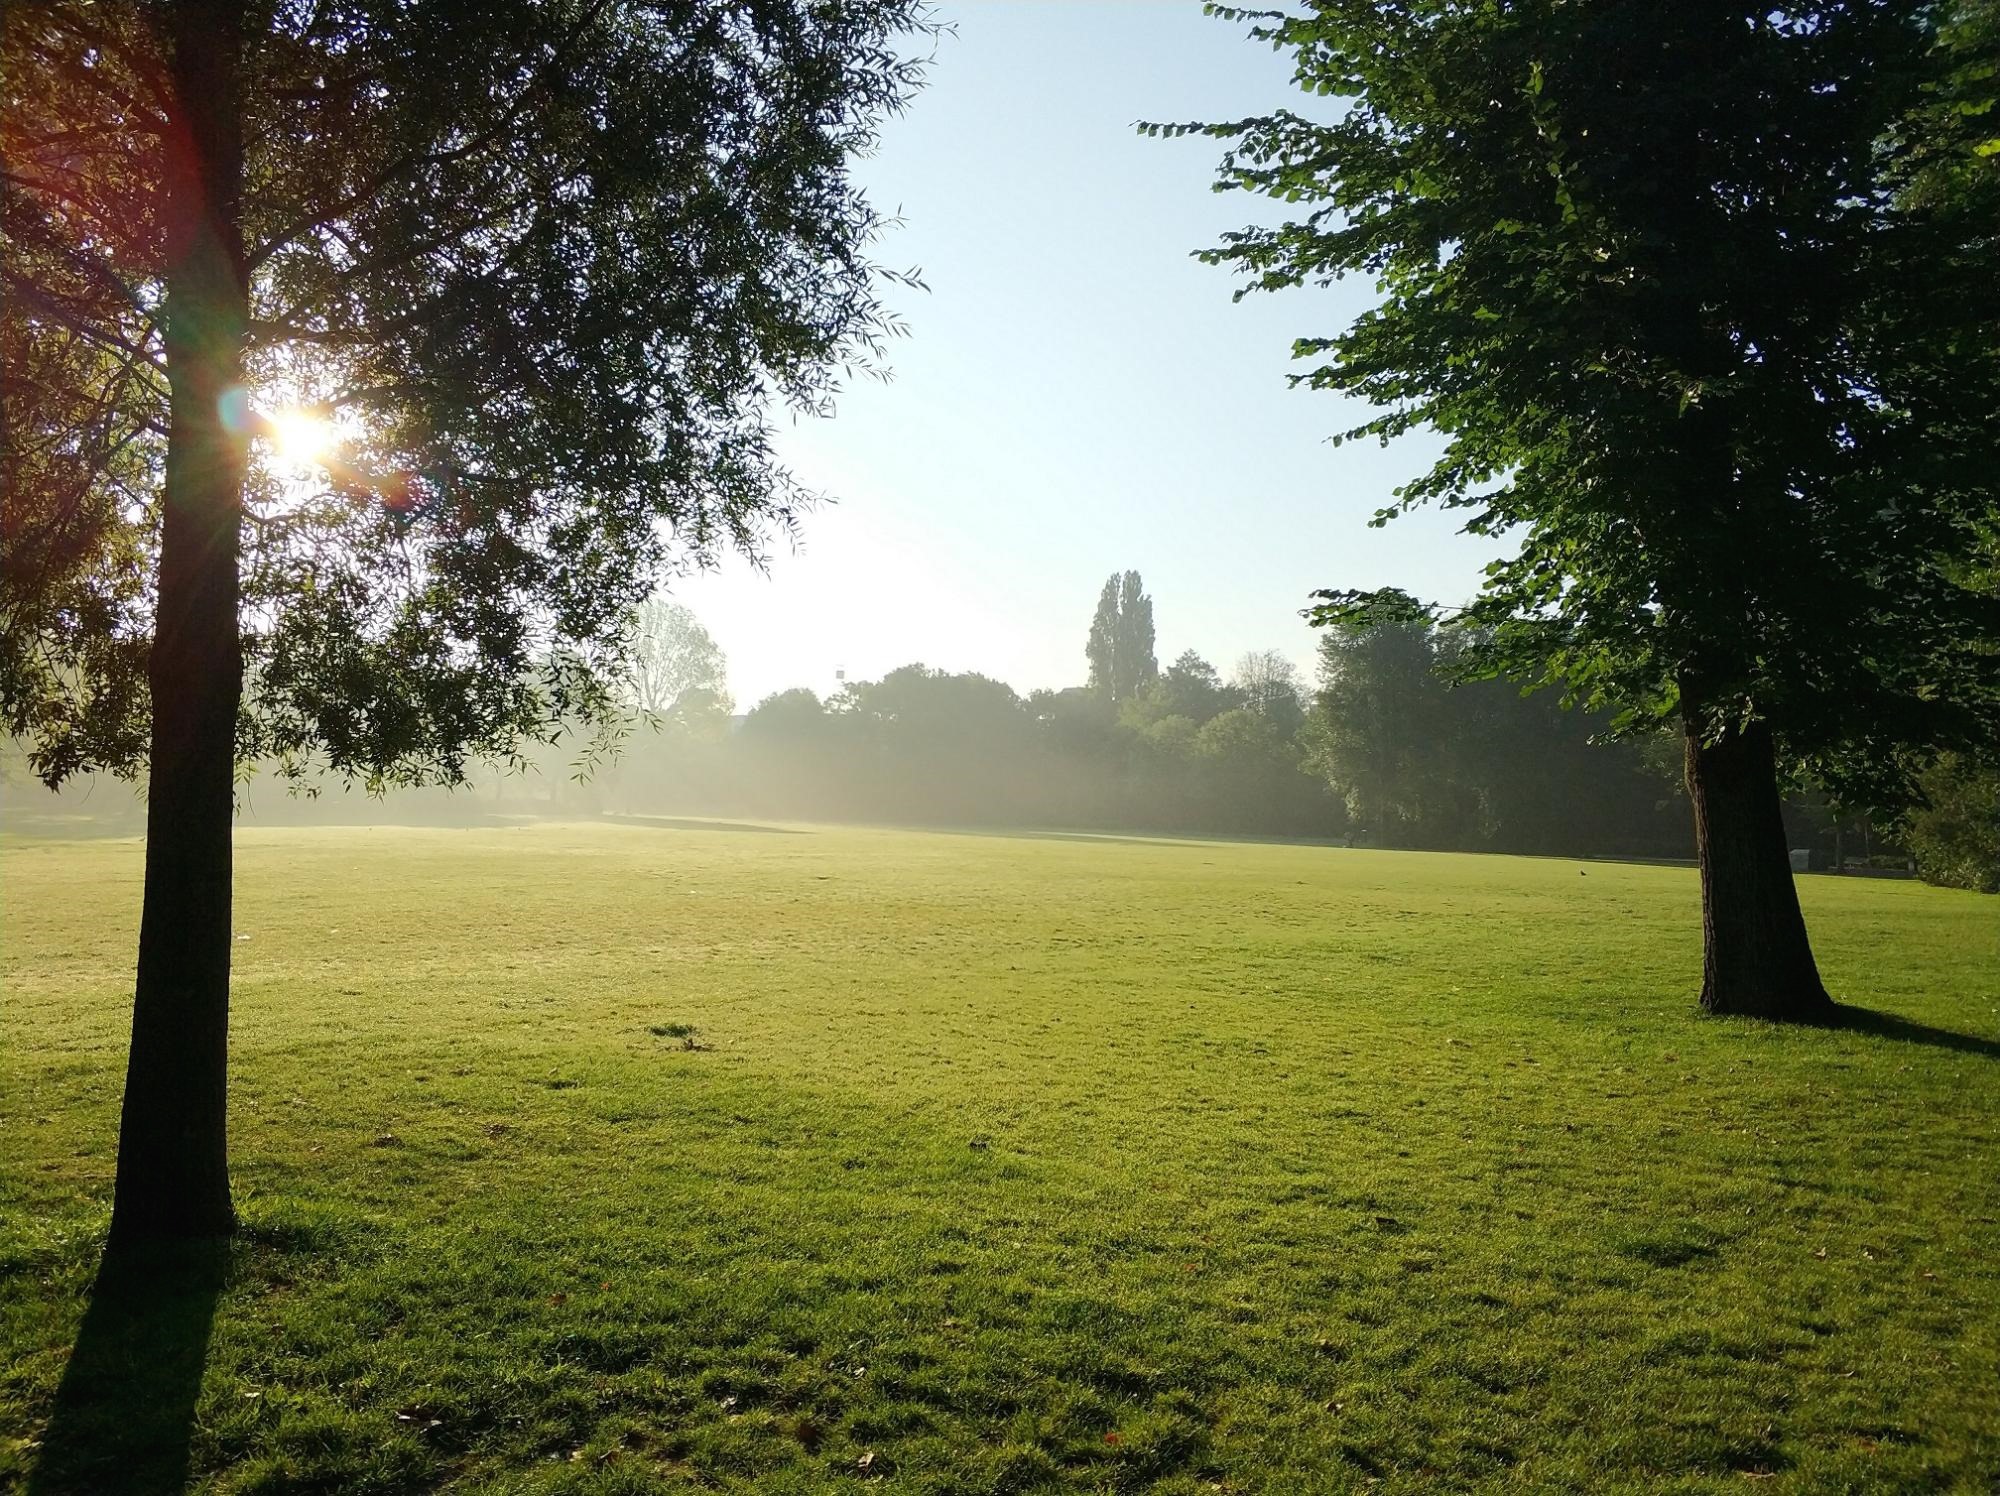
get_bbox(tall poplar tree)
[1085,569,1158,702]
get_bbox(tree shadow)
[1812,1003,2000,1059]
[0,812,145,841]
[29,1240,227,1496]
[938,823,1354,850]
[599,813,803,835]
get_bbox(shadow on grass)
[28,1240,226,1496]
[0,812,146,842]
[923,824,1214,849]
[600,814,804,835]
[1816,1003,2000,1059]
[935,823,1366,850]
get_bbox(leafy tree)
[1301,606,1684,855]
[1030,684,1116,748]
[1085,569,1158,702]
[2,0,933,1243]
[741,688,830,741]
[1901,488,2000,892]
[1028,685,1123,822]
[1121,649,1240,729]
[846,665,1036,765]
[627,598,729,721]
[1162,649,1238,723]
[1231,649,1305,733]
[1904,753,2000,893]
[1450,671,1688,858]
[659,686,735,742]
[1140,713,1202,761]
[1302,615,1464,845]
[1086,579,1119,695]
[1194,706,1321,834]
[1163,1,2000,1017]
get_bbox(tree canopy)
[627,596,729,722]
[1085,569,1158,702]
[3,0,937,789]
[1153,0,1999,802]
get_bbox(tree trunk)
[1683,718,1831,1020]
[108,0,248,1248]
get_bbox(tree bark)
[108,0,248,1248]
[1683,717,1831,1020]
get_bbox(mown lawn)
[2,820,1996,1495]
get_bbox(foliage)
[491,566,1690,849]
[722,660,1340,837]
[742,687,831,741]
[1228,649,1305,733]
[1304,618,1468,843]
[1303,614,1686,854]
[1085,570,1157,703]
[6,823,1998,1491]
[626,596,730,721]
[1155,0,2000,809]
[1192,706,1309,828]
[1124,649,1241,729]
[1905,752,2000,892]
[1,0,937,790]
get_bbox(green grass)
[3,820,1997,1494]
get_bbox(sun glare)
[269,407,334,466]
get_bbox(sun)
[268,407,335,466]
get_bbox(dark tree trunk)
[108,0,248,1249]
[1683,717,1831,1020]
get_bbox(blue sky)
[675,0,1502,709]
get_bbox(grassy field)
[2,820,1997,1495]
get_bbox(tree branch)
[245,0,612,272]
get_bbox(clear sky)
[675,0,1502,710]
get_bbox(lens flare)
[269,408,334,466]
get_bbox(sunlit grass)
[3,821,1996,1493]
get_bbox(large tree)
[1230,648,1305,732]
[1121,648,1239,728]
[1303,611,1465,845]
[1160,0,2000,1017]
[1304,601,1686,855]
[2,0,933,1244]
[1084,569,1157,702]
[627,596,729,721]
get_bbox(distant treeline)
[584,575,1977,878]
[9,577,1989,889]
[606,615,1696,860]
